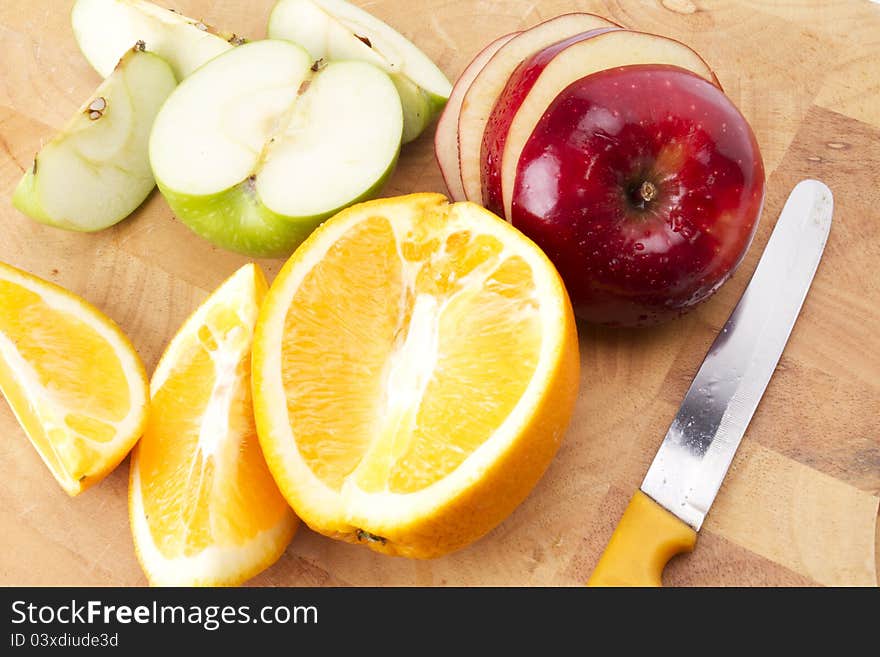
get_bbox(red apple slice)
[457,13,619,202]
[435,32,519,202]
[495,30,721,221]
[480,27,617,214]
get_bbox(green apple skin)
[156,153,398,259]
[11,169,53,226]
[392,76,449,144]
[12,49,176,232]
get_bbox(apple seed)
[86,96,107,120]
[355,34,373,49]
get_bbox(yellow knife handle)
[587,491,697,587]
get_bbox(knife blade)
[588,179,833,586]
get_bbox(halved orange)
[253,194,579,558]
[129,264,297,586]
[0,261,148,496]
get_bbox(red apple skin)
[480,28,616,216]
[436,32,520,202]
[511,65,765,326]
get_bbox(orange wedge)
[0,261,148,496]
[253,194,579,558]
[129,264,297,586]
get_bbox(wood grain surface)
[1,0,878,587]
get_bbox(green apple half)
[149,40,403,258]
[13,45,176,232]
[268,0,450,143]
[71,0,243,80]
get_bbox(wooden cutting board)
[1,0,878,587]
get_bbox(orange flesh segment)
[282,216,403,490]
[281,212,542,495]
[137,274,290,559]
[386,256,540,493]
[0,279,130,482]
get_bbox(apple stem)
[639,181,658,203]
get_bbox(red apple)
[482,29,720,221]
[435,32,519,202]
[511,65,764,326]
[457,13,618,202]
[479,27,617,215]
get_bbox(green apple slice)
[268,0,451,143]
[71,0,243,80]
[13,46,176,232]
[149,40,403,258]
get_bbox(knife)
[587,179,834,587]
